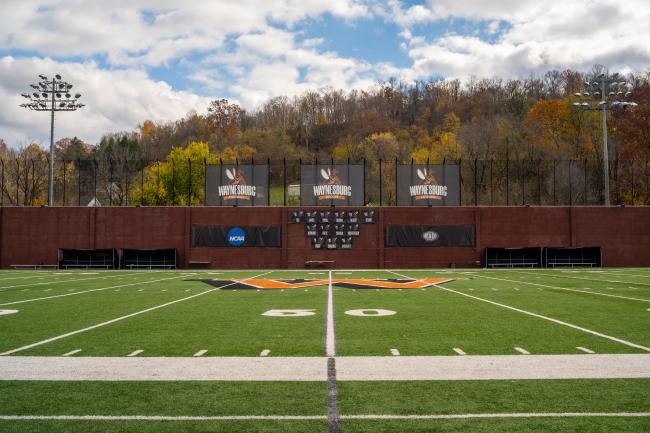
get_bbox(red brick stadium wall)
[0,206,649,268]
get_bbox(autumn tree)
[135,141,218,205]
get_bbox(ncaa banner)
[205,164,269,206]
[300,164,364,206]
[396,164,460,206]
[191,226,281,247]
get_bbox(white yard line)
[260,349,271,357]
[0,415,327,421]
[0,356,327,381]
[453,348,466,356]
[2,354,649,381]
[510,270,650,288]
[127,350,143,357]
[515,347,530,355]
[0,271,273,356]
[387,270,650,352]
[61,349,82,357]
[342,412,650,420]
[478,274,650,303]
[0,273,129,291]
[0,274,204,306]
[1,412,649,421]
[326,270,336,357]
[193,350,208,357]
[2,353,650,381]
[335,354,650,381]
[577,347,595,354]
[390,348,400,356]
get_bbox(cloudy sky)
[1,0,649,147]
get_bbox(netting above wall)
[1,158,648,207]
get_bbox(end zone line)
[387,270,650,352]
[478,274,650,303]
[0,271,273,357]
[0,274,206,306]
[1,412,649,421]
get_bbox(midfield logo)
[199,277,455,290]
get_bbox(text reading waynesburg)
[313,168,352,201]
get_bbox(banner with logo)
[300,164,364,206]
[205,165,269,206]
[191,226,281,247]
[396,164,460,206]
[385,225,475,247]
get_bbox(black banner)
[300,164,364,206]
[396,164,460,206]
[205,164,269,206]
[385,225,475,247]
[191,226,281,247]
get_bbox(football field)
[0,268,649,432]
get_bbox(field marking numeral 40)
[262,309,396,317]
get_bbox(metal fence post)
[537,159,541,205]
[109,159,114,205]
[363,157,366,205]
[203,157,207,206]
[141,161,145,205]
[62,158,66,206]
[552,159,556,205]
[93,159,97,204]
[283,158,287,206]
[458,158,462,206]
[77,159,81,206]
[568,159,572,206]
[646,159,649,205]
[616,158,621,204]
[0,159,3,206]
[474,157,478,206]
[124,160,129,206]
[188,158,192,206]
[583,159,587,205]
[631,161,635,204]
[489,159,493,205]
[379,158,382,206]
[505,158,509,206]
[15,158,19,205]
[521,159,525,206]
[266,158,271,206]
[171,158,176,205]
[156,160,161,206]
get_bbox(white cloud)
[389,0,650,80]
[0,0,370,67]
[0,56,211,146]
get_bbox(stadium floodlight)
[19,74,85,206]
[572,68,639,206]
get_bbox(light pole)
[573,71,637,206]
[20,74,84,206]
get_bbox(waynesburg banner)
[300,164,364,206]
[396,164,460,206]
[205,164,269,206]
